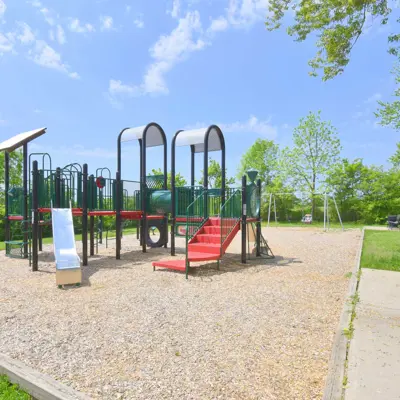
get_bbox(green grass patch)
[0,375,31,399]
[361,230,400,272]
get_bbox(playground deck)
[0,228,361,400]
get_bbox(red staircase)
[152,217,240,274]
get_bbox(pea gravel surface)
[0,228,361,399]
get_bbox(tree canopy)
[280,111,341,215]
[149,168,187,189]
[199,159,235,188]
[266,0,392,80]
[237,139,279,186]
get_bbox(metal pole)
[241,175,247,264]
[116,171,121,259]
[267,193,272,228]
[82,164,88,266]
[141,136,147,253]
[4,152,10,243]
[89,175,95,256]
[55,167,61,208]
[256,178,261,257]
[332,195,344,231]
[23,144,28,258]
[273,195,277,225]
[32,161,39,271]
[324,193,327,231]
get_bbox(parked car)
[301,214,312,224]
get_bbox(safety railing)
[175,186,204,216]
[220,189,241,254]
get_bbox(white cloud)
[221,115,277,138]
[227,0,270,28]
[0,32,14,53]
[0,0,6,20]
[29,40,79,79]
[17,22,36,44]
[100,15,113,31]
[169,0,180,18]
[49,29,55,41]
[126,5,131,13]
[109,79,140,96]
[33,108,42,113]
[56,25,66,44]
[68,18,95,33]
[40,7,56,26]
[185,116,277,138]
[28,0,42,8]
[365,92,382,104]
[207,16,229,33]
[134,15,144,28]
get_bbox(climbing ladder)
[153,189,242,278]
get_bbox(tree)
[198,159,235,188]
[281,111,341,216]
[376,64,400,130]
[0,150,23,187]
[266,1,391,80]
[149,168,187,189]
[237,139,279,186]
[388,142,400,168]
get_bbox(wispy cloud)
[68,18,95,34]
[109,1,270,104]
[0,32,15,53]
[28,39,79,79]
[100,15,114,31]
[365,92,382,104]
[0,0,6,20]
[56,25,66,44]
[108,11,205,102]
[17,22,36,44]
[185,115,278,138]
[169,0,180,18]
[134,14,144,28]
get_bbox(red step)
[188,242,221,254]
[203,226,222,234]
[188,252,220,262]
[152,260,186,271]
[194,234,221,244]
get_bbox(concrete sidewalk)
[345,269,400,400]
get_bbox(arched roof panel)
[120,124,165,147]
[175,126,223,153]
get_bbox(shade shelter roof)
[0,127,47,152]
[119,124,165,148]
[174,126,224,153]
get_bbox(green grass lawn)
[361,230,400,272]
[0,375,31,400]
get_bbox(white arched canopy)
[174,126,224,153]
[120,124,165,147]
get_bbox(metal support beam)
[23,144,28,258]
[256,178,261,257]
[116,171,121,260]
[4,152,10,243]
[241,175,247,264]
[32,161,39,271]
[82,164,88,266]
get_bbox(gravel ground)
[0,227,361,399]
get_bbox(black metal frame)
[170,125,226,256]
[116,123,167,258]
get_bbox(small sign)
[243,204,247,216]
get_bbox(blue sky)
[0,0,399,183]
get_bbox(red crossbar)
[88,211,116,216]
[8,215,24,221]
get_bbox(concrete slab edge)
[0,353,92,400]
[322,227,364,400]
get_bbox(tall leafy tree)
[388,142,400,168]
[266,1,391,81]
[198,159,235,188]
[237,139,279,186]
[281,111,341,216]
[376,64,400,130]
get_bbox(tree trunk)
[311,174,316,219]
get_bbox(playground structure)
[1,123,266,279]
